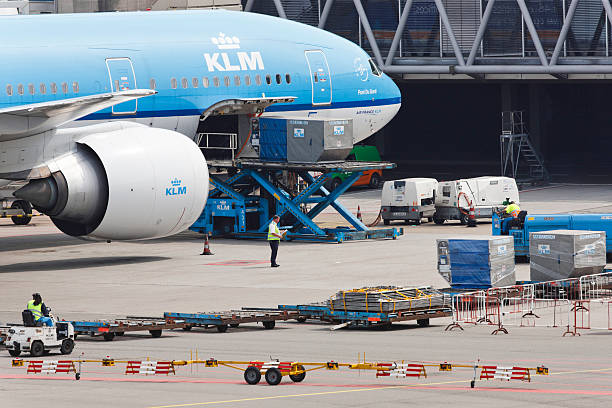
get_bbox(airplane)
[0,9,401,241]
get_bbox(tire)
[414,219,421,225]
[115,332,125,336]
[427,217,433,222]
[262,320,275,330]
[229,323,240,328]
[75,373,81,381]
[383,219,390,226]
[369,173,382,189]
[149,330,162,338]
[417,319,430,327]
[331,178,342,191]
[460,213,469,225]
[10,200,32,225]
[216,324,228,333]
[60,338,74,355]
[8,348,21,357]
[296,316,307,323]
[289,365,306,383]
[103,332,115,341]
[244,366,261,385]
[265,367,283,386]
[433,214,445,225]
[30,340,44,357]
[182,325,193,331]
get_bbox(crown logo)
[211,32,240,50]
[170,178,182,187]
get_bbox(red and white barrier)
[479,366,531,382]
[376,363,427,378]
[125,360,175,375]
[27,360,76,375]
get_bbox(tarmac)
[1,183,612,407]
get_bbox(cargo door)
[305,50,332,105]
[105,58,138,114]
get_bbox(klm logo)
[166,178,187,196]
[204,32,264,72]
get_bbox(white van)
[381,178,438,225]
[433,176,519,225]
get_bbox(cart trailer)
[164,310,300,332]
[66,318,187,341]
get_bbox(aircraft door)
[105,58,138,114]
[305,50,332,105]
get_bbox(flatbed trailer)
[276,304,452,329]
[65,318,187,341]
[190,159,402,243]
[164,310,300,332]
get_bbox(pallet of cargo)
[164,310,300,333]
[276,304,452,329]
[65,318,187,341]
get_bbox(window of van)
[442,186,451,197]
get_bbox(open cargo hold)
[437,236,516,289]
[258,117,353,163]
[530,230,607,282]
[434,177,519,224]
[381,178,438,224]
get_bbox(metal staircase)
[500,111,549,185]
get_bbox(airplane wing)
[0,89,156,141]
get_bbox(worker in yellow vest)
[27,293,53,327]
[502,201,522,234]
[505,201,521,218]
[267,215,285,268]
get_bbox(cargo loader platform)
[190,159,402,243]
[164,309,300,332]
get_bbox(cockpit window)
[368,59,382,77]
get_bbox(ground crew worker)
[505,201,521,218]
[27,293,53,327]
[502,201,522,234]
[267,215,284,268]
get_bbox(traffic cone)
[356,205,363,222]
[200,235,214,255]
[467,204,477,228]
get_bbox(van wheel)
[60,339,74,355]
[10,200,32,225]
[460,213,469,225]
[433,215,445,225]
[369,173,382,189]
[30,341,44,357]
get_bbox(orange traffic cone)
[200,235,214,255]
[357,205,363,222]
[467,204,477,228]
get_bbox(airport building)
[4,0,611,181]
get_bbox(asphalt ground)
[1,183,611,407]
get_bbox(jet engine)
[14,123,209,240]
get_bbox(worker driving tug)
[27,293,53,327]
[501,200,523,234]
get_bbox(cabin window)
[192,77,199,88]
[224,76,230,87]
[72,82,79,93]
[368,58,382,76]
[255,74,262,86]
[6,84,12,96]
[28,83,35,95]
[265,74,271,85]
[213,77,220,87]
[50,82,57,94]
[61,82,68,93]
[149,79,156,90]
[244,75,251,86]
[17,84,24,95]
[181,78,188,89]
[275,74,281,85]
[234,75,240,86]
[285,74,291,84]
[171,78,177,89]
[202,77,209,88]
[39,83,46,94]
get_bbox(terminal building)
[3,0,611,181]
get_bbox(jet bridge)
[189,159,402,243]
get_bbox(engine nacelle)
[15,123,209,240]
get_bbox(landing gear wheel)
[182,325,193,331]
[369,173,382,189]
[265,367,283,385]
[60,338,74,355]
[417,319,430,327]
[115,332,125,336]
[10,200,32,225]
[289,365,306,382]
[149,330,162,338]
[384,219,390,226]
[229,323,240,328]
[30,341,44,357]
[8,348,21,357]
[460,213,469,225]
[103,332,115,341]
[262,321,275,330]
[216,324,228,333]
[433,215,445,225]
[244,366,261,385]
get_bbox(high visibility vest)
[506,204,520,218]
[27,300,43,320]
[267,222,280,241]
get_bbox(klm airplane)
[0,10,401,240]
